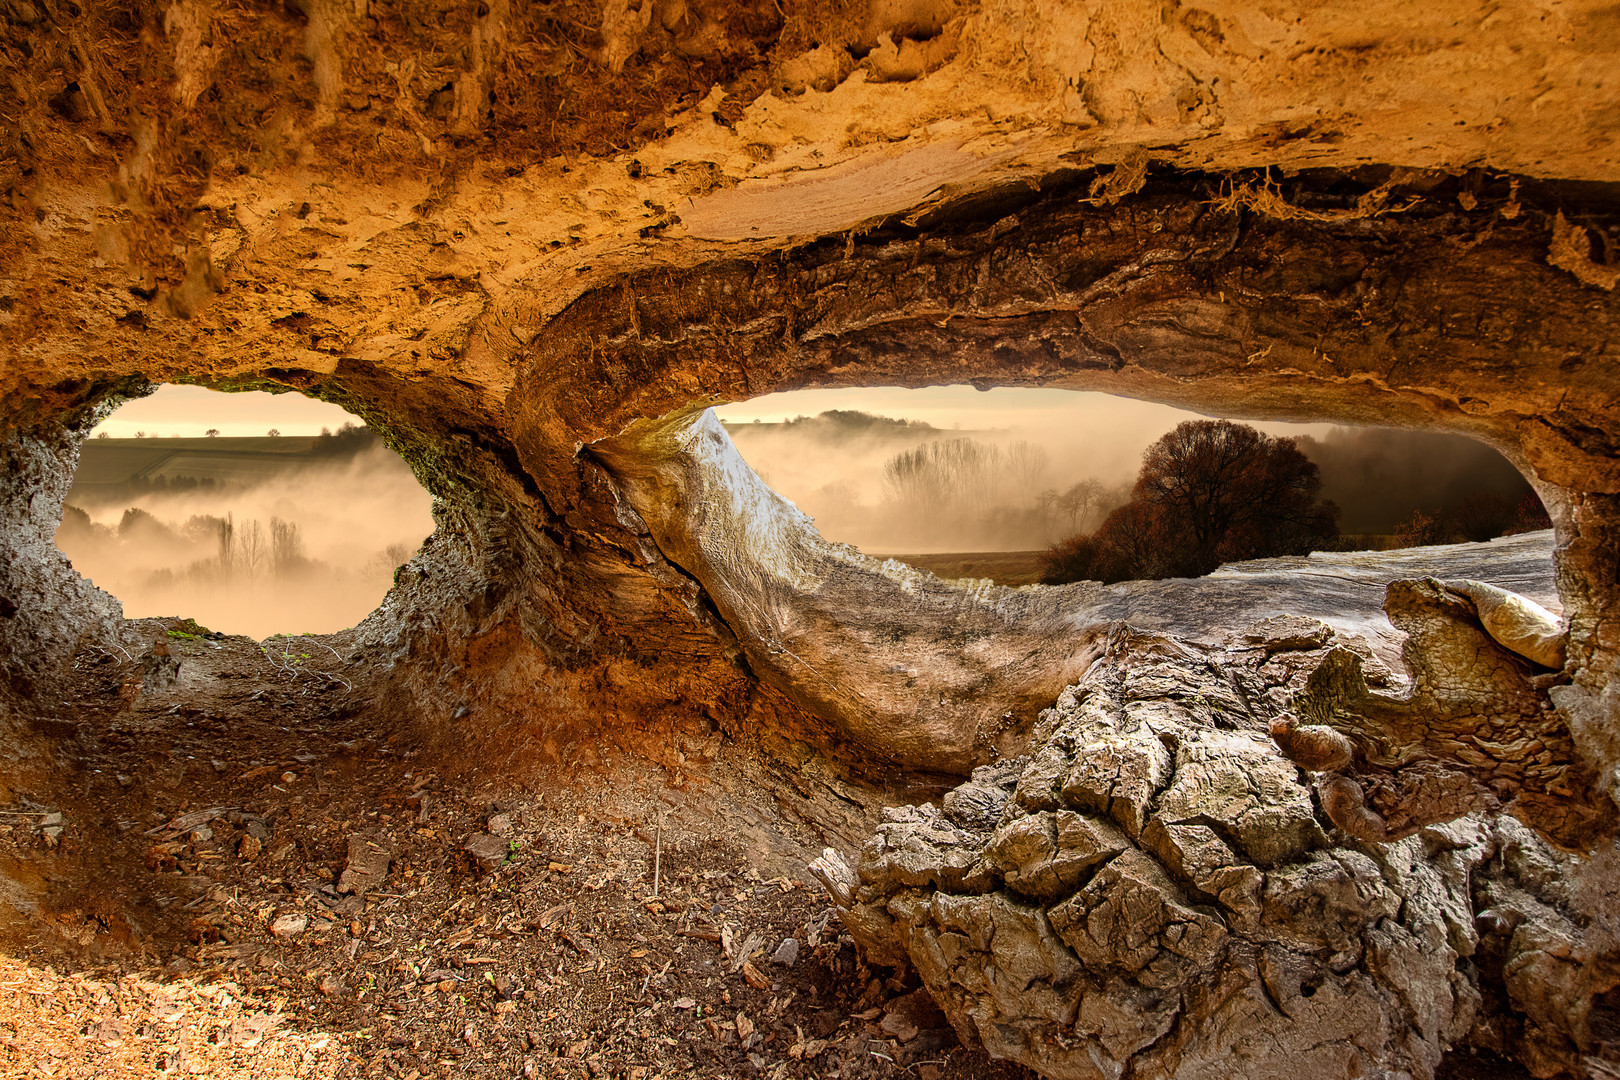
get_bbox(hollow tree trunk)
[4,170,1618,830]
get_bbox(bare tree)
[270,517,304,577]
[1059,479,1107,533]
[216,513,235,582]
[205,428,220,438]
[1038,479,1111,540]
[236,519,268,581]
[884,438,1004,522]
[266,428,281,438]
[1003,441,1051,507]
[883,442,952,521]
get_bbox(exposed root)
[1081,150,1150,206]
[1211,171,1422,222]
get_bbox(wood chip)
[445,916,487,947]
[337,833,391,896]
[153,807,228,835]
[534,903,570,929]
[199,942,259,960]
[728,930,765,973]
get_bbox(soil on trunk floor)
[0,618,1032,1080]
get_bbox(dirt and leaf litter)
[4,793,1017,1080]
[0,622,1031,1080]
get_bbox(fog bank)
[720,390,1539,553]
[57,439,434,638]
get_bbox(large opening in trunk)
[715,385,1548,586]
[52,385,436,639]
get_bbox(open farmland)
[70,437,344,504]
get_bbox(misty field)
[880,551,1049,586]
[56,413,1546,632]
[57,430,434,639]
[725,410,1542,558]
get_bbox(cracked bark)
[824,620,1618,1080]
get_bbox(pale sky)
[89,385,361,438]
[716,385,1206,429]
[715,385,1334,457]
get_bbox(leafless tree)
[1003,441,1051,506]
[216,513,235,581]
[236,519,268,581]
[270,517,304,577]
[884,438,1004,522]
[1038,478,1111,539]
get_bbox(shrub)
[1039,534,1103,584]
[1513,494,1553,532]
[1041,420,1340,584]
[1393,510,1449,547]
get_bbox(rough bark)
[824,619,1619,1079]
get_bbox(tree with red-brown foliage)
[1451,492,1519,542]
[1040,420,1339,584]
[1392,510,1449,548]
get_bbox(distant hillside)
[723,410,949,440]
[70,428,386,504]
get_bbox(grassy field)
[879,550,1047,586]
[882,538,1401,587]
[70,436,354,502]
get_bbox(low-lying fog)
[57,385,1540,636]
[717,388,1538,554]
[57,431,434,639]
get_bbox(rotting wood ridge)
[541,171,1620,469]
